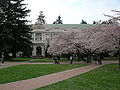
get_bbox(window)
[35,33,42,41]
[36,33,42,36]
[54,27,60,29]
[72,27,78,29]
[37,26,45,29]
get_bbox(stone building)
[31,23,91,56]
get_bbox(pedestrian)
[1,54,4,64]
[70,56,73,64]
[92,54,97,65]
[57,55,60,61]
[57,55,60,64]
[98,55,102,65]
[48,55,51,60]
[53,56,60,64]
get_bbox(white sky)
[24,0,120,24]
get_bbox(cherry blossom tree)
[97,25,120,68]
[48,27,101,63]
[48,30,83,64]
[103,10,120,68]
[70,25,108,62]
[104,9,120,22]
[48,30,81,54]
[48,18,120,66]
[48,25,109,63]
[83,24,119,63]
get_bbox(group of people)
[92,54,103,65]
[53,55,60,64]
[53,55,74,64]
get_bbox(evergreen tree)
[93,21,96,24]
[36,11,46,24]
[80,20,87,24]
[53,15,63,24]
[0,0,32,61]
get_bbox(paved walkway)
[0,61,118,90]
[0,61,86,69]
[0,62,24,69]
[0,62,53,69]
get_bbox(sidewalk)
[0,61,118,90]
[0,61,85,69]
[0,60,118,69]
[0,62,24,69]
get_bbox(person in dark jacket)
[92,54,97,65]
[53,56,60,64]
[98,55,102,65]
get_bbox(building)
[31,23,91,57]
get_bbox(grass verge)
[104,57,117,60]
[0,64,88,84]
[36,64,120,90]
[29,58,69,63]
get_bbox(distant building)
[31,22,92,57]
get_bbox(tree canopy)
[36,11,46,24]
[0,0,32,59]
[53,15,63,24]
[80,20,87,24]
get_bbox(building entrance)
[36,47,42,56]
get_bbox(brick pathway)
[0,61,118,90]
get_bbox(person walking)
[1,54,4,64]
[98,55,102,65]
[53,56,60,64]
[92,54,97,65]
[70,56,73,64]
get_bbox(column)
[34,33,36,42]
[42,33,44,41]
[43,33,46,42]
[41,46,45,57]
[32,46,36,56]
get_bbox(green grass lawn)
[0,64,88,84]
[0,58,32,62]
[30,56,117,63]
[29,59,52,63]
[1,57,51,62]
[30,58,69,63]
[28,58,53,63]
[0,57,70,63]
[1,56,117,63]
[36,64,120,90]
[104,57,118,60]
[12,58,32,60]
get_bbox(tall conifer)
[0,0,32,60]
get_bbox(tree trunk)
[86,53,92,63]
[3,52,10,61]
[12,52,16,58]
[76,51,81,61]
[45,44,50,57]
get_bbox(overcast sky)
[24,0,120,24]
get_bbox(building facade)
[31,23,91,57]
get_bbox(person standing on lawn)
[92,53,97,65]
[53,56,60,64]
[98,55,102,65]
[1,56,4,64]
[70,56,73,64]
